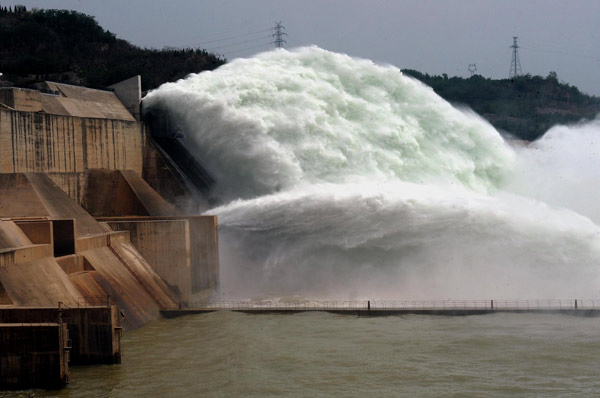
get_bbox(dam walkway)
[161,299,600,318]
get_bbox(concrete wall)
[14,221,53,245]
[142,138,206,212]
[0,110,145,202]
[106,220,191,302]
[104,216,219,303]
[189,216,219,291]
[42,82,136,121]
[0,193,179,330]
[0,88,43,112]
[83,169,178,217]
[0,323,69,389]
[0,306,122,365]
[108,76,141,121]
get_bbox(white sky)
[5,0,600,95]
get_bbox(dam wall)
[0,79,221,388]
[0,322,70,390]
[101,216,219,304]
[0,173,180,329]
[0,109,145,203]
[0,83,211,212]
[0,305,122,365]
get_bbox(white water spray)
[143,47,600,300]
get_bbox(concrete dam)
[0,76,219,389]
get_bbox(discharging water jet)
[143,46,600,300]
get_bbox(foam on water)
[143,47,600,300]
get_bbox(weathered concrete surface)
[71,250,159,329]
[11,173,105,237]
[0,81,219,331]
[0,173,103,237]
[0,84,135,121]
[142,137,209,212]
[108,238,179,309]
[0,175,180,329]
[84,169,178,217]
[84,170,150,217]
[0,109,144,203]
[0,220,81,307]
[0,322,70,389]
[63,305,122,365]
[14,220,52,245]
[120,170,179,216]
[0,256,81,307]
[0,174,49,217]
[188,216,219,292]
[102,216,219,304]
[0,306,122,365]
[108,76,142,121]
[0,110,144,172]
[42,82,136,121]
[0,219,35,248]
[0,88,43,113]
[106,219,191,302]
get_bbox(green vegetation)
[1,5,598,140]
[402,70,600,140]
[0,5,225,90]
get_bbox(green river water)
[3,311,600,397]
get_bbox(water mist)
[143,47,600,301]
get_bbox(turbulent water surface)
[144,46,600,300]
[6,312,600,398]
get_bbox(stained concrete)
[0,175,180,329]
[0,84,135,121]
[0,322,70,389]
[0,306,122,365]
[43,82,135,121]
[0,109,145,195]
[84,169,178,217]
[108,76,142,121]
[103,216,219,304]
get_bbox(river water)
[5,311,599,397]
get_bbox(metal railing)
[76,296,111,307]
[187,299,600,311]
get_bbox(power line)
[509,36,522,78]
[520,46,599,61]
[223,42,274,57]
[206,35,273,52]
[190,28,272,47]
[156,27,248,47]
[160,27,273,50]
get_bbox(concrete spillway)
[142,104,215,207]
[0,173,179,329]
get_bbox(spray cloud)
[144,47,600,300]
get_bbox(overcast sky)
[5,0,600,95]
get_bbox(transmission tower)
[468,63,477,76]
[509,36,522,78]
[272,21,287,48]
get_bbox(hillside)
[1,5,598,140]
[403,70,600,140]
[0,5,225,90]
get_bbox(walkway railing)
[76,296,111,307]
[188,299,600,311]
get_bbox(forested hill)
[0,5,225,90]
[1,6,598,140]
[403,70,600,141]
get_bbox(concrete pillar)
[108,76,142,121]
